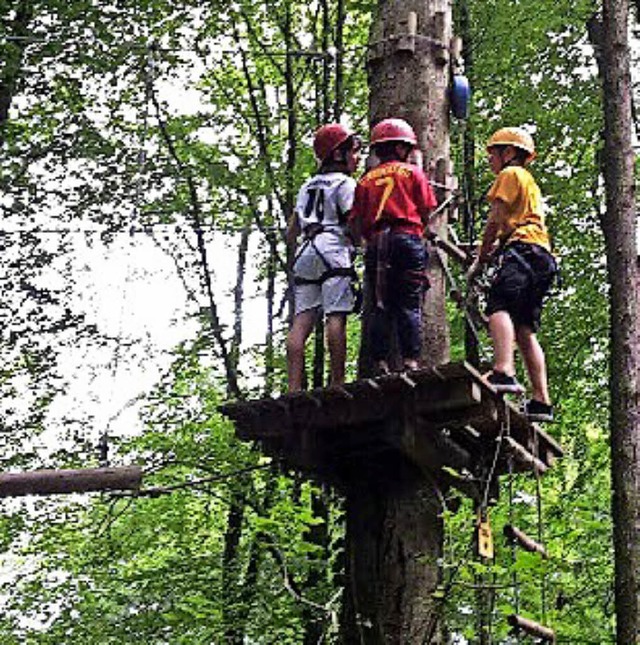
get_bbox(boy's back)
[295,171,356,247]
[352,160,436,240]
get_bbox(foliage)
[0,0,632,642]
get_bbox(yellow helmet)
[486,127,536,163]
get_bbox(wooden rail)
[0,466,142,497]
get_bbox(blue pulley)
[450,75,471,120]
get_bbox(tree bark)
[231,225,251,372]
[457,0,481,367]
[0,0,33,143]
[598,0,640,642]
[341,464,444,644]
[343,1,452,640]
[221,490,247,645]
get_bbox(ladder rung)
[507,614,555,642]
[430,233,470,264]
[503,524,548,558]
[364,378,381,391]
[504,436,548,474]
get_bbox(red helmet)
[370,118,417,147]
[313,123,355,162]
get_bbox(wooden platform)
[219,362,563,500]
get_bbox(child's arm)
[286,211,300,248]
[415,170,438,234]
[466,198,507,281]
[478,198,508,262]
[347,182,365,246]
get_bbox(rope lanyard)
[532,423,548,624]
[506,417,521,642]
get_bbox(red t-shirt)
[350,161,438,240]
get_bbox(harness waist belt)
[293,266,356,286]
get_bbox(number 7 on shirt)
[374,177,395,221]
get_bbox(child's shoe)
[486,370,524,394]
[525,399,554,423]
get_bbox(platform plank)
[219,362,563,495]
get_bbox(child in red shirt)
[350,118,437,374]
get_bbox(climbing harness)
[366,226,431,311]
[292,224,362,313]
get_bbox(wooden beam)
[503,524,548,558]
[0,466,143,498]
[504,436,548,474]
[507,614,555,642]
[429,232,470,265]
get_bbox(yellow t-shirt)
[487,166,551,252]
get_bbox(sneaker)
[373,361,391,377]
[486,370,524,394]
[525,399,554,423]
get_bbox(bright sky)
[37,228,271,457]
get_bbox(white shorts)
[293,235,354,316]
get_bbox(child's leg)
[393,235,426,367]
[516,325,550,404]
[287,309,318,392]
[489,310,517,376]
[325,313,347,386]
[364,246,391,369]
[370,306,392,367]
[396,303,421,369]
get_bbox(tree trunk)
[367,0,452,368]
[599,0,640,642]
[0,0,33,143]
[221,490,247,645]
[341,464,444,644]
[343,1,452,641]
[458,0,481,367]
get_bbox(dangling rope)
[506,419,521,642]
[98,44,152,467]
[532,423,549,624]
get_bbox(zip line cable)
[4,34,367,57]
[119,463,273,498]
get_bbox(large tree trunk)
[598,0,640,641]
[341,463,444,644]
[342,0,452,641]
[367,0,452,368]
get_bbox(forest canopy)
[0,0,638,642]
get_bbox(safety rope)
[433,246,490,362]
[532,423,549,624]
[506,416,521,642]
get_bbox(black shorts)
[486,242,557,331]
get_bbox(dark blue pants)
[365,233,428,362]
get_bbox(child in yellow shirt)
[467,127,557,422]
